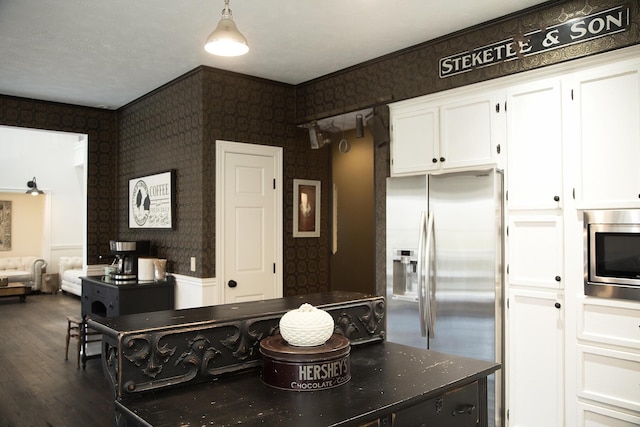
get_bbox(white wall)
[0,125,86,272]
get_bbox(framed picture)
[293,179,320,238]
[0,201,11,251]
[129,170,176,229]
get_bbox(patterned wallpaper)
[117,67,332,295]
[295,0,640,123]
[1,0,637,297]
[117,69,205,277]
[281,128,332,295]
[199,68,332,295]
[295,0,640,296]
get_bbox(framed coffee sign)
[129,170,175,229]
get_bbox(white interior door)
[216,141,283,304]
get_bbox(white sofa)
[0,257,47,291]
[59,256,83,296]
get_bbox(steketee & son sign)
[439,6,630,78]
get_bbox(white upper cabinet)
[390,90,503,176]
[440,93,503,171]
[572,61,640,208]
[506,78,564,210]
[389,102,439,175]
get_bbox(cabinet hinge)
[507,264,509,275]
[505,190,508,202]
[506,225,509,237]
[507,298,510,309]
[507,409,510,420]
[573,188,576,200]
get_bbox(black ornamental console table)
[87,292,500,427]
[87,291,385,399]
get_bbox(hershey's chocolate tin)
[260,334,351,391]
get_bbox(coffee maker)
[109,240,150,283]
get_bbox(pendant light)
[204,0,249,57]
[26,177,44,196]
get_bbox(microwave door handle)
[417,211,427,337]
[425,211,435,339]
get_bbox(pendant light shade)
[205,0,249,57]
[26,177,44,196]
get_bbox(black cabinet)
[79,276,175,370]
[81,276,174,319]
[391,381,480,427]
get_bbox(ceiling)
[0,0,550,110]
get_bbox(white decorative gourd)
[279,303,335,347]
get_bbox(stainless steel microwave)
[584,210,640,301]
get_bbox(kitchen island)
[87,292,499,426]
[116,341,499,427]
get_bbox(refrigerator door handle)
[417,210,428,337]
[425,211,435,339]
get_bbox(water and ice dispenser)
[392,249,418,300]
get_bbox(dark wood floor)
[0,292,112,427]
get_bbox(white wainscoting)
[172,274,218,309]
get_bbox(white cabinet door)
[390,90,503,176]
[507,288,564,427]
[576,297,640,420]
[390,103,439,176]
[577,297,640,351]
[573,62,640,207]
[577,344,640,415]
[578,401,640,427]
[507,214,563,289]
[507,79,563,210]
[440,92,502,171]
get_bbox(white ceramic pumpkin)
[279,303,335,346]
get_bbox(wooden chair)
[65,316,101,369]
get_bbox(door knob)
[555,302,561,309]
[228,280,237,288]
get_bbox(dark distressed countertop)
[115,341,500,427]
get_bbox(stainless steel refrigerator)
[386,169,504,427]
